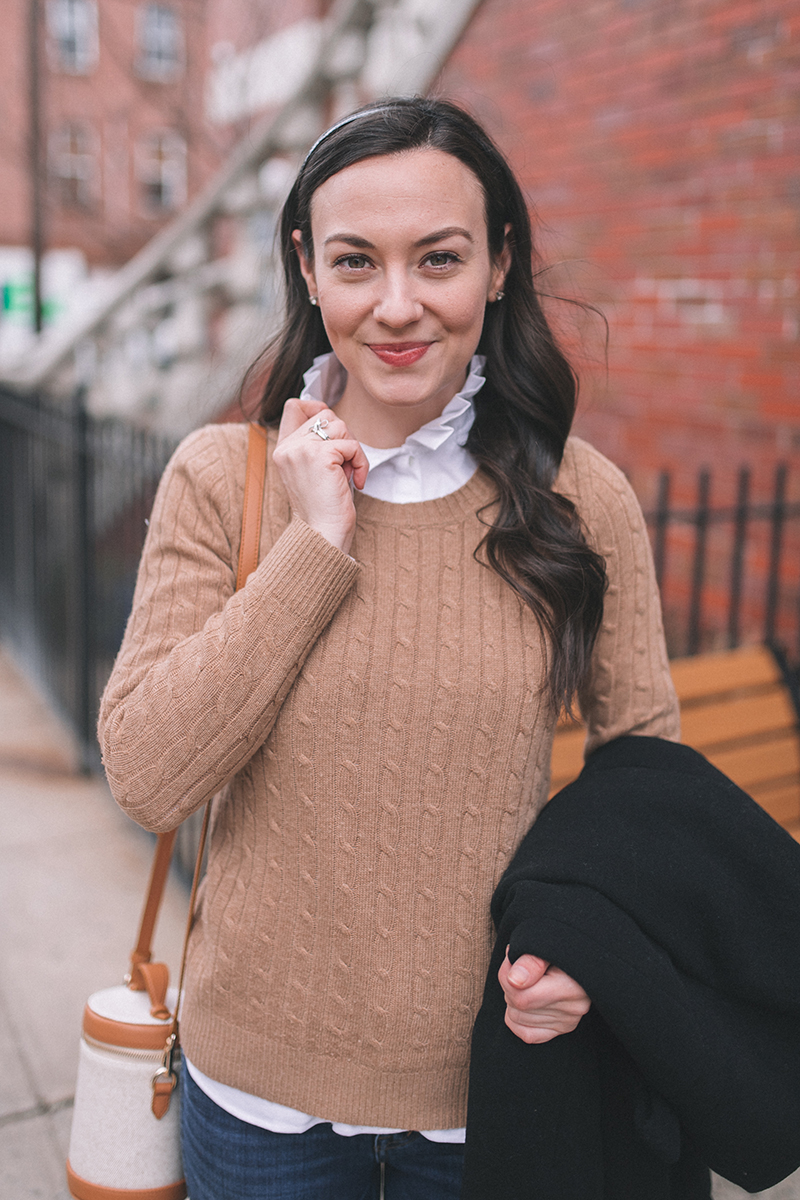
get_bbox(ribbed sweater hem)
[180,1011,470,1131]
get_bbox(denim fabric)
[181,1067,465,1200]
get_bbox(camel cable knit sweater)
[98,423,679,1131]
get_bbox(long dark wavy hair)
[252,96,607,712]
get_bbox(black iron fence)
[0,385,177,771]
[649,465,800,662]
[2,384,799,774]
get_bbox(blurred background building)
[2,0,796,470]
[0,0,798,762]
[0,0,222,359]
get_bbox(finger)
[504,981,591,1022]
[303,424,369,494]
[504,998,591,1035]
[505,998,590,1029]
[289,413,353,451]
[514,969,590,1009]
[346,442,369,491]
[321,438,370,481]
[506,952,550,989]
[499,951,548,997]
[277,396,328,440]
[504,1011,563,1045]
[504,992,589,1033]
[541,965,592,999]
[311,415,352,444]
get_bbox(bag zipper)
[82,1033,180,1066]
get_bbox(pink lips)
[368,342,430,367]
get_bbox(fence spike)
[687,468,711,656]
[764,463,788,646]
[727,466,750,650]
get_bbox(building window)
[46,0,99,74]
[50,122,95,208]
[136,4,183,82]
[137,131,186,214]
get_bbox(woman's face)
[293,147,509,444]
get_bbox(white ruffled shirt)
[299,349,484,502]
[185,352,485,1142]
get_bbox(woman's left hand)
[498,951,591,1044]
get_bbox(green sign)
[1,279,62,322]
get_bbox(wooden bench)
[550,644,800,841]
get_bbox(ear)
[489,223,512,300]
[292,229,317,300]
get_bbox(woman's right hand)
[272,397,369,556]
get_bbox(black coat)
[462,736,800,1200]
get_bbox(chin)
[371,386,442,410]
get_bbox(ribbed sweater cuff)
[255,516,360,630]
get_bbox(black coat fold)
[462,736,800,1200]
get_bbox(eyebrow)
[323,226,474,248]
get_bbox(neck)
[335,371,469,450]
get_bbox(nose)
[372,268,423,328]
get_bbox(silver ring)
[308,417,330,441]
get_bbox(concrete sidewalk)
[0,648,187,1200]
[0,644,798,1199]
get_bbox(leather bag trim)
[82,1005,173,1052]
[66,1161,186,1200]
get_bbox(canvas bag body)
[67,985,186,1200]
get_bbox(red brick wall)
[437,0,800,511]
[0,0,32,243]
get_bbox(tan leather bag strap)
[128,423,268,990]
[128,829,177,990]
[236,423,268,590]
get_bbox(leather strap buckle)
[151,1034,179,1119]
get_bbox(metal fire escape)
[3,0,482,433]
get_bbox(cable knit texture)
[98,422,679,1130]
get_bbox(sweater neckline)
[353,466,496,526]
[263,423,496,526]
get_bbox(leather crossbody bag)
[66,424,268,1200]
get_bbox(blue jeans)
[181,1067,465,1199]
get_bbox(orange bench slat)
[748,780,800,826]
[679,688,796,749]
[548,647,800,829]
[669,645,781,701]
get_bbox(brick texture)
[436,0,800,507]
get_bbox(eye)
[423,250,460,270]
[333,253,372,271]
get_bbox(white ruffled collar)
[298,352,485,462]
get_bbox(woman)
[99,97,679,1198]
